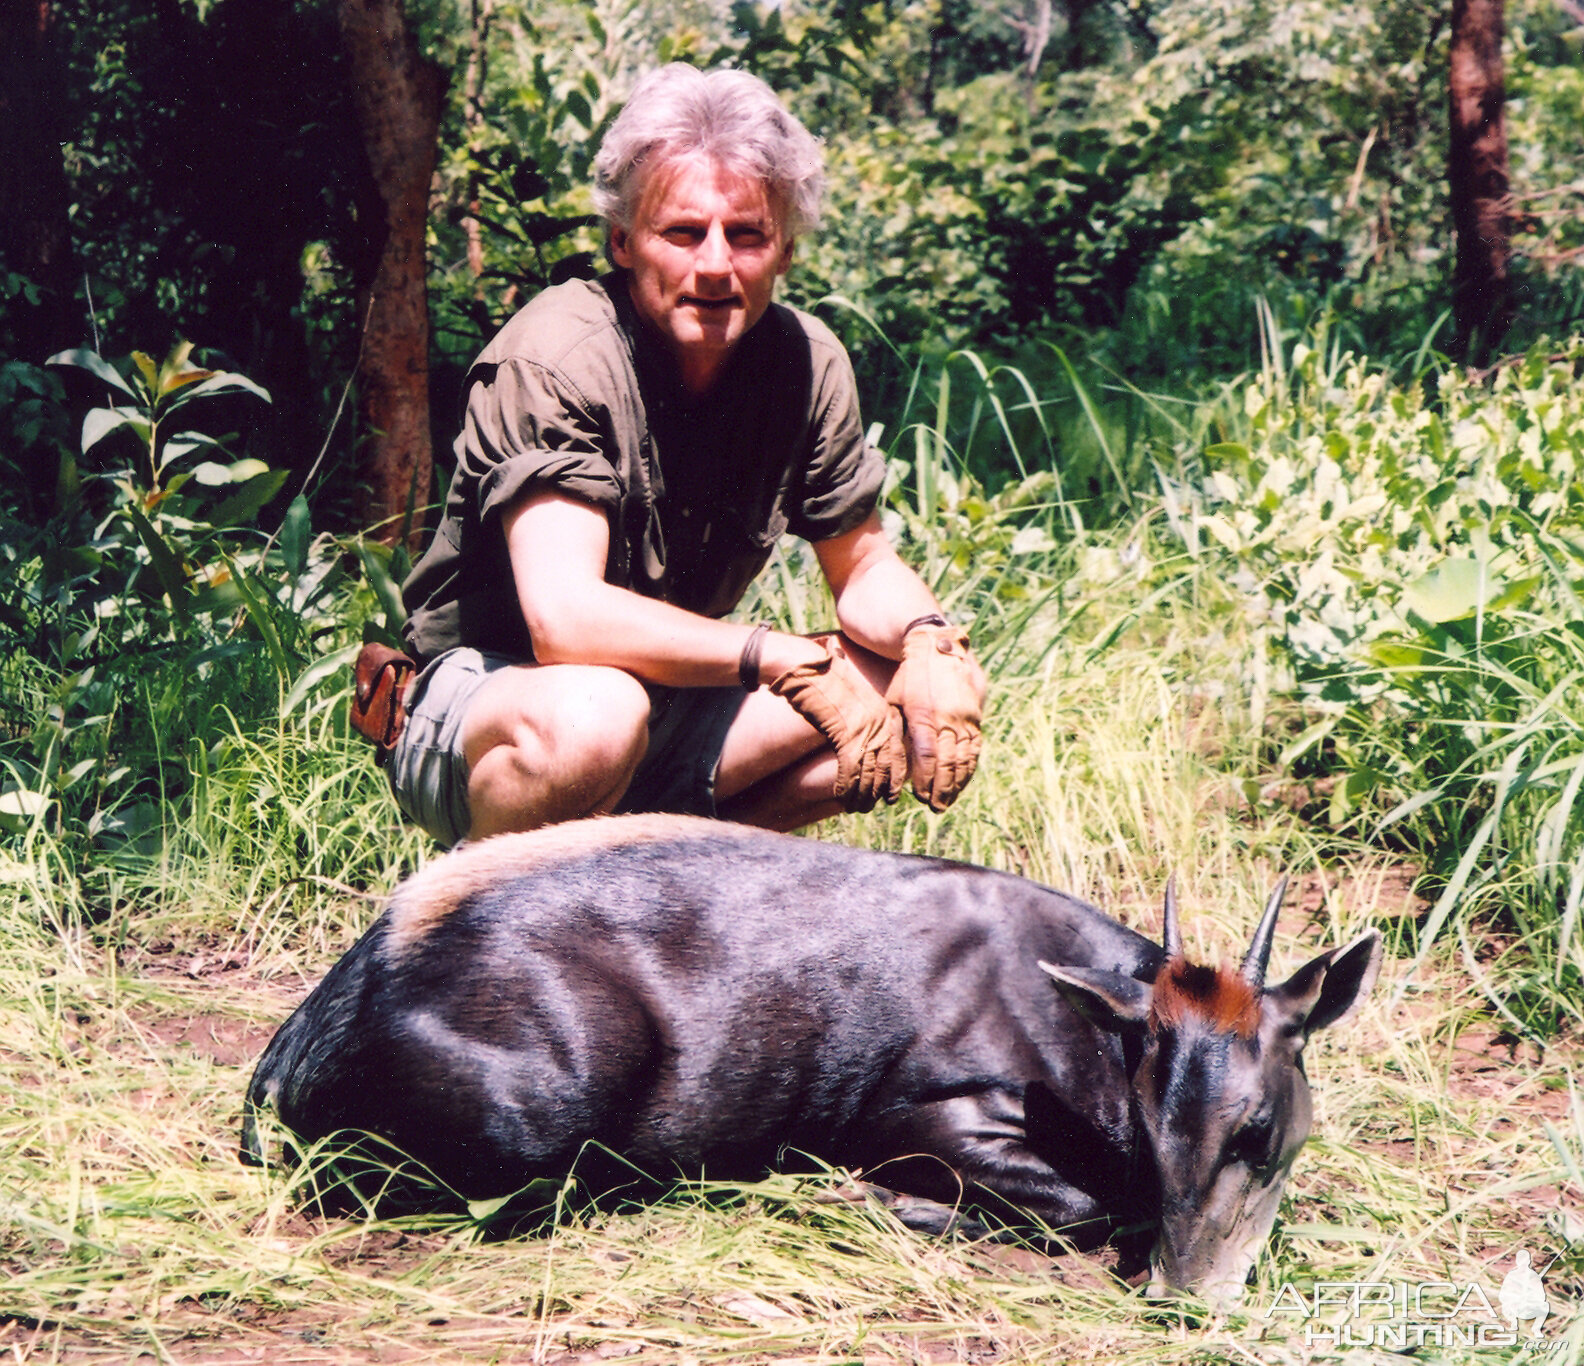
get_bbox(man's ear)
[1040,962,1153,1032]
[777,238,796,275]
[610,224,633,270]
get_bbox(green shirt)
[402,275,883,664]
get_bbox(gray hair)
[592,65,825,238]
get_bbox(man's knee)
[477,665,649,775]
[541,665,652,773]
[462,665,651,835]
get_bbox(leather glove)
[770,639,906,812]
[886,621,984,811]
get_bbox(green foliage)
[789,0,1581,386]
[52,341,274,499]
[794,71,1198,359]
[1175,326,1584,1025]
[428,2,613,367]
[0,342,401,883]
[1184,331,1584,690]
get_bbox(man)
[385,64,984,848]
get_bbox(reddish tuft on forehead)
[1149,957,1261,1038]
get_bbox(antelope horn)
[1162,875,1183,959]
[1240,876,1289,989]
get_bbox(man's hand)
[770,639,906,812]
[885,622,985,811]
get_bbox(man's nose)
[695,222,732,277]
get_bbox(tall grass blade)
[1395,743,1527,1000]
[1041,342,1132,508]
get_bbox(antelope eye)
[1228,1117,1276,1167]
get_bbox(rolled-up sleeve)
[460,358,624,525]
[788,339,885,542]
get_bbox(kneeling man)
[388,64,985,847]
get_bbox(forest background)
[2,0,1584,1360]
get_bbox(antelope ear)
[1267,929,1383,1036]
[1040,962,1153,1031]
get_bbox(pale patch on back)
[383,812,766,953]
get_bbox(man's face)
[611,156,794,395]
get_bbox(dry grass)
[3,613,1582,1364]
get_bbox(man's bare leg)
[460,663,652,840]
[718,748,847,831]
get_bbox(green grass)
[6,331,1584,1359]
[4,516,1581,1363]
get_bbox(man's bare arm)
[813,512,949,656]
[503,488,825,684]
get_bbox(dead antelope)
[241,814,1380,1303]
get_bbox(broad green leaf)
[81,406,147,454]
[88,799,164,847]
[1368,640,1434,669]
[280,494,311,581]
[160,431,224,469]
[191,461,233,486]
[1329,767,1380,827]
[206,468,288,527]
[356,540,408,632]
[169,371,271,407]
[563,89,592,130]
[123,502,192,620]
[1403,558,1515,623]
[1278,716,1336,767]
[282,642,358,715]
[157,341,211,397]
[158,367,217,400]
[46,348,136,399]
[1487,574,1539,614]
[0,787,50,832]
[58,759,99,792]
[227,457,270,482]
[161,339,196,379]
[132,350,160,394]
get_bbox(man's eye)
[663,227,704,244]
[729,229,767,247]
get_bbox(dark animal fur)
[242,815,1165,1238]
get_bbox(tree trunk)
[1448,0,1512,366]
[337,0,445,545]
[0,0,75,359]
[462,0,494,288]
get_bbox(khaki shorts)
[384,648,747,848]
